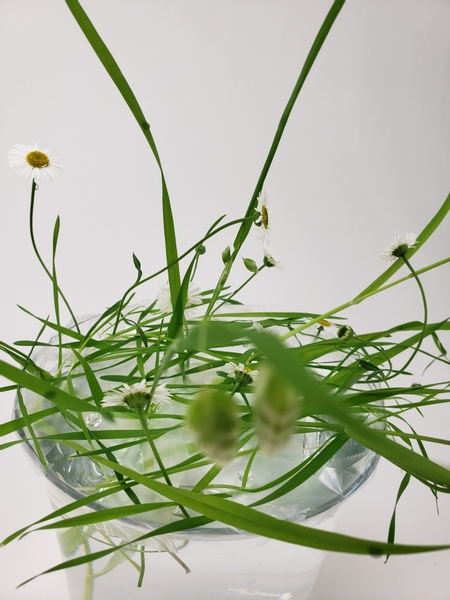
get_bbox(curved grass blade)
[90,455,450,557]
[65,0,180,305]
[0,360,95,413]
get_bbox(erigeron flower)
[155,281,202,314]
[380,233,418,262]
[222,362,259,386]
[7,143,64,181]
[102,380,170,412]
[263,246,284,270]
[255,190,270,243]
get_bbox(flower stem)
[29,180,81,333]
[214,267,264,314]
[136,408,189,518]
[391,256,428,377]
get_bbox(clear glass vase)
[14,309,380,600]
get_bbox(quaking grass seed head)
[187,389,240,466]
[253,362,300,456]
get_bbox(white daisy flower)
[102,380,170,412]
[255,190,270,243]
[8,143,64,181]
[263,246,284,270]
[222,362,259,386]
[380,233,418,262]
[155,281,202,314]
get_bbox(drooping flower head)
[263,246,284,270]
[222,362,259,386]
[315,319,338,338]
[380,233,418,262]
[155,281,202,314]
[255,191,270,243]
[8,143,64,181]
[102,380,170,412]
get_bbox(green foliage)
[1,0,449,589]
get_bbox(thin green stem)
[391,256,428,377]
[111,215,255,334]
[136,408,189,519]
[214,266,265,313]
[282,256,447,343]
[29,181,81,333]
[137,546,145,587]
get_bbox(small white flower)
[155,281,202,314]
[222,362,259,385]
[255,191,270,243]
[263,246,284,270]
[380,233,418,262]
[8,143,64,181]
[151,383,171,407]
[102,380,170,411]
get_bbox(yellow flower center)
[261,205,269,229]
[26,150,50,169]
[318,319,332,327]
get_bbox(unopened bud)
[254,363,300,456]
[242,257,258,274]
[337,325,354,341]
[222,246,231,264]
[187,389,239,466]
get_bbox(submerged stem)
[136,408,189,519]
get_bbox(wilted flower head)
[222,362,259,386]
[187,389,239,466]
[155,281,202,314]
[102,380,170,412]
[380,233,418,262]
[8,143,64,181]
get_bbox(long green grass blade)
[0,360,94,412]
[18,516,210,588]
[65,0,180,305]
[206,0,347,313]
[0,407,58,438]
[91,455,450,556]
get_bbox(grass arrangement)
[1,0,450,593]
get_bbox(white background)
[0,1,450,598]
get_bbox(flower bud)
[222,246,231,264]
[337,325,354,341]
[253,363,300,456]
[242,257,258,274]
[187,389,239,466]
